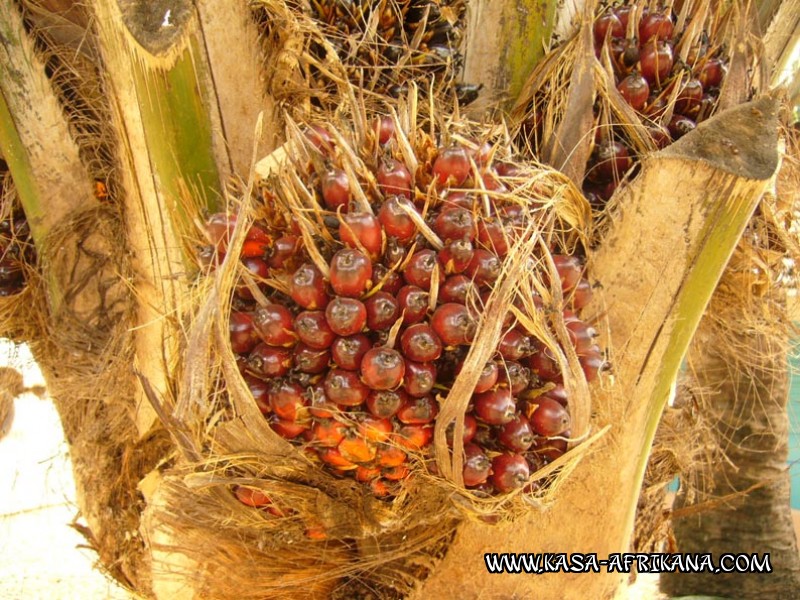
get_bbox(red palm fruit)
[565,318,598,355]
[541,384,569,407]
[466,249,501,287]
[378,197,416,242]
[369,477,395,498]
[330,248,372,297]
[639,40,674,86]
[321,168,351,211]
[589,140,632,182]
[552,254,583,292]
[397,285,430,324]
[229,311,258,354]
[307,383,337,418]
[383,464,410,481]
[365,292,400,330]
[403,249,440,290]
[395,424,434,450]
[532,432,569,462]
[529,397,571,436]
[374,116,395,145]
[441,191,475,210]
[293,343,330,374]
[401,324,443,362]
[473,387,516,425]
[463,443,492,487]
[234,486,272,508]
[668,114,697,139]
[205,212,236,250]
[439,274,477,304]
[318,447,357,470]
[268,235,300,269]
[361,347,406,390]
[569,278,593,309]
[271,418,309,439]
[245,374,270,414]
[247,344,292,378]
[698,58,725,89]
[528,342,562,382]
[324,368,370,406]
[396,395,439,425]
[433,207,476,242]
[305,124,334,155]
[312,419,347,447]
[499,361,531,395]
[338,433,376,463]
[358,415,393,442]
[675,78,704,115]
[431,303,476,346]
[355,465,381,482]
[268,380,307,421]
[331,334,372,370]
[618,72,650,111]
[290,263,329,309]
[593,11,623,45]
[402,360,436,398]
[439,239,475,274]
[647,125,672,149]
[253,304,296,347]
[366,389,407,418]
[340,212,382,259]
[241,237,270,259]
[491,454,530,492]
[376,444,407,467]
[482,170,508,193]
[294,310,336,349]
[325,297,367,336]
[445,414,478,446]
[477,219,509,256]
[499,414,535,452]
[580,348,604,382]
[377,157,413,198]
[474,361,500,393]
[615,5,632,28]
[373,264,403,295]
[384,236,406,267]
[433,145,471,187]
[639,10,673,41]
[498,330,534,361]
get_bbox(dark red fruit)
[439,274,476,304]
[271,418,309,439]
[675,78,704,115]
[253,304,297,347]
[205,212,236,250]
[268,235,300,269]
[473,387,516,425]
[378,197,416,243]
[325,297,367,336]
[498,330,534,361]
[247,344,292,378]
[294,311,336,349]
[474,361,499,393]
[361,347,406,390]
[293,343,330,374]
[290,263,329,309]
[541,384,569,407]
[445,414,478,447]
[365,292,400,330]
[431,303,476,346]
[529,397,571,436]
[324,368,370,406]
[366,389,407,418]
[229,311,258,354]
[499,414,535,452]
[698,58,725,89]
[402,360,436,397]
[245,374,270,414]
[589,140,632,182]
[594,11,624,45]
[268,380,307,421]
[438,239,475,274]
[397,285,430,325]
[668,114,696,139]
[433,207,476,242]
[499,361,531,394]
[617,72,650,111]
[377,157,413,198]
[528,343,562,382]
[307,383,337,418]
[647,125,672,149]
[580,349,604,382]
[330,249,372,297]
[403,249,440,290]
[552,255,583,292]
[374,116,395,145]
[640,40,674,85]
[433,145,472,187]
[331,334,372,370]
[305,124,334,154]
[466,249,501,287]
[373,264,403,295]
[639,11,674,41]
[321,168,351,211]
[477,219,509,256]
[463,443,492,487]
[396,395,439,424]
[340,212,382,259]
[566,318,598,355]
[491,454,530,492]
[400,323,443,362]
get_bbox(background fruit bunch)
[201,102,598,507]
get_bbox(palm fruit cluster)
[525,2,729,207]
[301,0,476,103]
[0,170,35,297]
[202,112,601,503]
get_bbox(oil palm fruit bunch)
[201,102,598,502]
[521,1,734,208]
[0,167,35,296]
